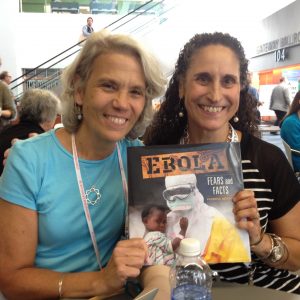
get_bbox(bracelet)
[279,240,290,265]
[58,274,65,298]
[250,228,264,248]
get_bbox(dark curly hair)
[144,32,258,145]
[281,90,300,124]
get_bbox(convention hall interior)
[1,0,299,153]
[0,1,300,300]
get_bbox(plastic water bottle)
[170,238,212,300]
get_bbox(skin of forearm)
[278,238,300,271]
[1,268,113,300]
[139,265,171,300]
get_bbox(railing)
[11,0,175,102]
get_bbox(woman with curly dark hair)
[280,90,300,172]
[144,32,258,145]
[144,32,300,294]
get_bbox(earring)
[233,115,239,123]
[75,104,83,121]
[178,98,184,118]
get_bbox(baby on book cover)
[129,172,251,266]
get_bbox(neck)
[74,127,116,160]
[186,123,232,144]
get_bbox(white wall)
[0,0,19,78]
[0,0,294,82]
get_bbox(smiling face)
[75,52,146,148]
[179,45,241,142]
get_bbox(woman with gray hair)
[0,30,166,299]
[0,88,60,175]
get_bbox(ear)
[74,74,84,105]
[75,90,83,106]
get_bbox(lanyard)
[116,142,129,239]
[71,134,128,270]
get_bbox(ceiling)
[139,0,296,72]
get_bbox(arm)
[139,265,171,300]
[0,200,148,299]
[233,190,300,271]
[283,87,291,106]
[269,90,274,109]
[268,202,300,270]
[2,133,39,168]
[0,84,16,120]
[82,25,90,37]
[171,217,188,251]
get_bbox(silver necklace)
[81,164,102,206]
[180,123,238,144]
[85,186,101,206]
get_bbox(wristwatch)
[268,234,285,263]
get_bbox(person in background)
[0,78,16,133]
[0,88,61,175]
[0,30,167,299]
[280,90,300,173]
[0,71,12,85]
[269,76,291,133]
[82,16,94,38]
[144,32,300,293]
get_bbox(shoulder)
[11,130,55,155]
[0,81,10,93]
[240,132,289,175]
[241,132,284,158]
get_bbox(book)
[127,142,251,265]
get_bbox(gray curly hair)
[19,88,61,124]
[61,29,166,139]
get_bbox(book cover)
[127,143,251,265]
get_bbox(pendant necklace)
[180,123,238,144]
[71,133,129,269]
[81,165,102,206]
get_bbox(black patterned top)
[211,132,300,294]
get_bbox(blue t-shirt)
[0,129,142,272]
[281,113,300,172]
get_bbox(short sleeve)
[0,140,40,210]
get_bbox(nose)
[113,90,129,110]
[208,81,222,102]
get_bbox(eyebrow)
[193,72,238,79]
[97,78,146,89]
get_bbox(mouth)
[200,105,224,113]
[104,114,128,125]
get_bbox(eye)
[130,88,145,97]
[195,73,210,85]
[222,75,237,88]
[100,81,117,91]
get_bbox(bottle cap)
[179,238,201,256]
